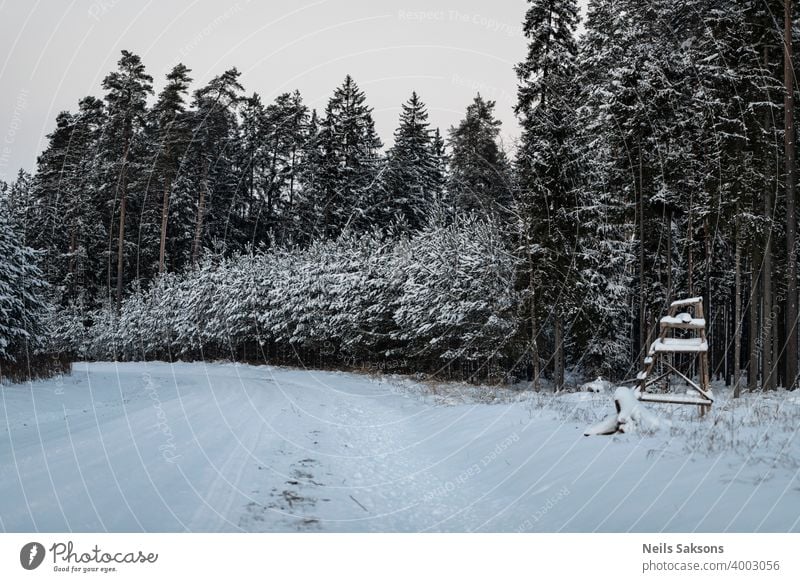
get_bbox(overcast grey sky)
[0,0,586,182]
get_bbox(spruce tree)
[261,91,311,245]
[381,92,439,231]
[24,96,107,307]
[304,75,383,238]
[0,201,49,374]
[447,95,511,219]
[514,0,579,388]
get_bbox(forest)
[2,0,800,394]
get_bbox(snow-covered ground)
[0,361,798,532]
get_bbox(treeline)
[49,221,522,380]
[3,66,461,311]
[2,0,800,391]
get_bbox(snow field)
[0,361,798,532]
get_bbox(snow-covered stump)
[584,387,663,436]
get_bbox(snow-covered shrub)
[259,232,403,366]
[82,303,120,361]
[72,219,522,380]
[393,218,521,378]
[211,252,273,359]
[43,302,87,358]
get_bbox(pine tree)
[100,50,153,310]
[152,63,193,275]
[188,68,243,264]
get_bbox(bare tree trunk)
[725,303,731,384]
[116,191,126,311]
[115,137,130,313]
[785,0,798,389]
[666,207,673,300]
[529,230,540,391]
[686,192,694,297]
[289,146,297,207]
[259,143,279,248]
[192,161,209,265]
[638,138,646,364]
[749,244,761,392]
[554,316,564,391]
[765,200,775,391]
[158,177,171,275]
[734,206,743,398]
[764,45,776,391]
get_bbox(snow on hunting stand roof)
[649,337,708,354]
[670,296,703,308]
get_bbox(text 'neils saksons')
[643,543,724,554]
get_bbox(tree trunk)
[116,190,126,311]
[688,190,693,297]
[638,138,646,364]
[554,316,564,391]
[158,176,171,275]
[192,160,209,265]
[115,135,130,313]
[765,193,775,391]
[764,45,776,391]
[785,0,798,389]
[749,244,761,392]
[734,206,743,397]
[666,207,672,300]
[529,230,540,391]
[289,146,297,207]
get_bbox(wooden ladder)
[636,297,713,407]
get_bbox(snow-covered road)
[1,362,798,532]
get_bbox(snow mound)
[584,387,664,436]
[580,376,612,393]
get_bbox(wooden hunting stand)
[635,297,713,408]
